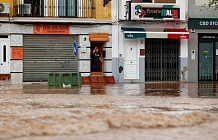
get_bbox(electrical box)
[81,46,86,53]
[0,3,10,14]
[103,50,106,58]
[191,50,195,60]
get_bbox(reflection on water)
[198,82,218,97]
[90,83,107,95]
[145,82,181,97]
[2,82,218,98]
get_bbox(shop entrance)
[198,34,218,81]
[91,42,104,74]
[145,39,180,81]
[23,35,78,82]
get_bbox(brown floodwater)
[0,81,218,140]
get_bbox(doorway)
[198,36,218,81]
[91,42,104,73]
[0,38,9,74]
[145,39,180,81]
[124,40,138,79]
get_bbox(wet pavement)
[0,81,218,140]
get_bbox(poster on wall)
[11,47,23,60]
[131,4,180,20]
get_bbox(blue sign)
[124,33,146,38]
[73,42,77,56]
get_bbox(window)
[23,0,40,16]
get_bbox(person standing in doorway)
[92,47,102,72]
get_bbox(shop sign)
[11,47,23,59]
[132,4,180,20]
[33,25,69,34]
[189,19,218,29]
[125,33,146,38]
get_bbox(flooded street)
[0,82,218,140]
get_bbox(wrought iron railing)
[131,0,152,3]
[13,0,96,18]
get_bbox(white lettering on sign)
[210,21,218,25]
[127,34,134,38]
[180,34,187,39]
[202,36,215,38]
[200,21,218,26]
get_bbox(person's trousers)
[92,63,100,72]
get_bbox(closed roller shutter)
[145,39,180,81]
[23,35,78,82]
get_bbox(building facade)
[112,0,189,82]
[188,0,218,82]
[0,0,112,84]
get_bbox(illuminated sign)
[132,4,180,20]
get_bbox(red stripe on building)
[168,34,189,39]
[166,29,188,32]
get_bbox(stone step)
[0,74,10,81]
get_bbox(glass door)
[215,42,218,80]
[199,42,213,81]
[199,41,218,81]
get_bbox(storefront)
[0,23,112,84]
[188,18,218,81]
[23,34,78,82]
[112,0,188,82]
[120,27,189,82]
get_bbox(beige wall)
[195,0,209,6]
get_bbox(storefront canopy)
[121,27,189,39]
[89,33,109,42]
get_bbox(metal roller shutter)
[23,35,78,82]
[145,39,180,81]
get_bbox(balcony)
[13,0,96,18]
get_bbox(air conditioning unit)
[0,3,10,14]
[17,4,31,16]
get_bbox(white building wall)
[0,23,113,84]
[111,0,189,82]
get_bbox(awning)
[121,27,189,39]
[89,33,110,42]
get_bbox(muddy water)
[0,82,218,140]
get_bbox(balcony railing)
[13,0,96,18]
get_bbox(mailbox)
[102,50,106,58]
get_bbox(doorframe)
[0,37,10,74]
[198,40,217,81]
[124,39,139,80]
[90,41,104,75]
